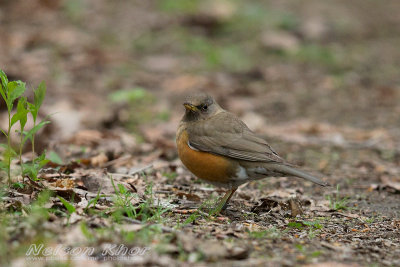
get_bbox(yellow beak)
[183,103,198,112]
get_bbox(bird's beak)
[183,102,197,112]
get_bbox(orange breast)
[177,129,234,183]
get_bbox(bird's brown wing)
[187,112,284,163]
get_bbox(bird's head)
[182,92,221,122]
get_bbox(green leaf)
[48,151,63,164]
[0,128,7,137]
[27,102,38,121]
[11,112,24,128]
[110,175,119,196]
[0,80,6,102]
[39,158,50,167]
[34,81,46,109]
[35,151,50,167]
[85,188,102,212]
[58,196,76,214]
[0,69,8,101]
[11,97,28,127]
[118,184,127,194]
[23,163,39,180]
[7,80,26,107]
[35,151,47,162]
[22,120,51,145]
[0,69,8,84]
[12,182,25,189]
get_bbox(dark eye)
[202,104,208,111]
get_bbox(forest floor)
[1,0,400,266]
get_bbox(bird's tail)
[270,164,329,186]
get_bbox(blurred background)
[1,0,400,156]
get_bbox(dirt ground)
[1,0,400,266]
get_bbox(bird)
[176,92,328,213]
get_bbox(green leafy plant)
[0,69,50,183]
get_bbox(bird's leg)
[222,187,237,210]
[212,187,237,215]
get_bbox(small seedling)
[364,217,375,224]
[288,221,304,229]
[58,195,76,225]
[23,152,49,181]
[110,175,169,223]
[85,188,105,214]
[182,195,217,225]
[11,182,25,190]
[326,185,350,211]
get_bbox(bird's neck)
[182,111,200,122]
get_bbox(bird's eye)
[202,104,208,111]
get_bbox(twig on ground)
[107,172,138,179]
[129,164,154,175]
[103,155,132,167]
[173,209,210,218]
[107,164,153,179]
